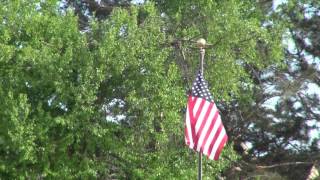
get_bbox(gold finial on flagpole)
[196,38,206,48]
[196,38,206,74]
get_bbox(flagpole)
[198,152,202,180]
[197,38,206,180]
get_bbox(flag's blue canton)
[191,72,214,102]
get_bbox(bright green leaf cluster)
[0,0,285,179]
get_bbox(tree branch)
[256,161,313,169]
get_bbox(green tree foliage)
[0,0,286,179]
[0,1,115,178]
[219,0,320,179]
[154,0,283,100]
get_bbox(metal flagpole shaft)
[198,152,202,180]
[200,47,205,74]
[197,38,206,180]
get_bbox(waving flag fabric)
[185,71,228,160]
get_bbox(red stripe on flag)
[188,98,197,147]
[199,110,219,152]
[188,96,197,110]
[194,102,214,151]
[194,99,206,122]
[207,123,223,158]
[214,135,228,160]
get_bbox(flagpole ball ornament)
[196,38,206,48]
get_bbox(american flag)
[185,71,228,160]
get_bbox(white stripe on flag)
[196,104,218,151]
[203,116,222,155]
[195,101,211,133]
[209,127,226,160]
[192,98,202,115]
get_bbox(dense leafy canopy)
[0,0,319,179]
[220,0,320,179]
